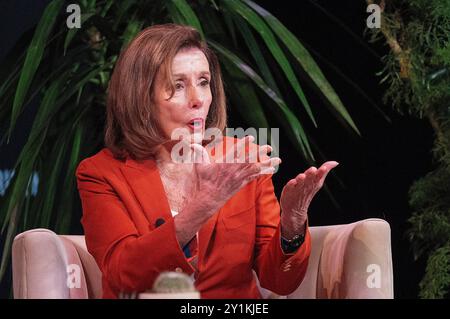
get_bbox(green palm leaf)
[8,0,64,140]
[211,40,314,159]
[224,0,317,128]
[221,61,270,129]
[167,0,204,39]
[232,14,282,97]
[55,124,83,233]
[243,0,360,135]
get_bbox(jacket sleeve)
[76,159,194,294]
[252,173,312,295]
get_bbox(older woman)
[76,24,338,299]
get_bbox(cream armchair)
[12,218,393,299]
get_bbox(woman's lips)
[187,118,203,131]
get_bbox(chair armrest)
[317,218,394,298]
[12,229,89,299]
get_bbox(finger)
[247,144,272,164]
[238,164,263,186]
[241,155,281,182]
[259,157,282,174]
[225,135,254,163]
[245,140,260,163]
[259,156,281,167]
[259,166,276,175]
[316,161,339,181]
[314,166,328,184]
[237,162,262,180]
[244,169,274,186]
[241,156,277,179]
[280,178,299,200]
[190,143,211,164]
[257,144,272,162]
[321,161,339,172]
[283,178,297,189]
[259,144,273,154]
[238,135,255,163]
[288,179,297,187]
[295,173,306,184]
[304,166,317,178]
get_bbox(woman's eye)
[174,83,184,90]
[200,79,210,87]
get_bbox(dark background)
[0,0,432,298]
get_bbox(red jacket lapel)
[119,156,221,264]
[119,157,172,229]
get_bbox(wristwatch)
[281,232,305,254]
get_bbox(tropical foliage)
[367,0,450,298]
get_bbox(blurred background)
[1,0,448,298]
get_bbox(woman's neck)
[154,142,174,163]
[155,142,194,176]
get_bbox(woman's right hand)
[187,135,281,220]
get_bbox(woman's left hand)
[280,161,339,239]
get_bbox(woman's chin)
[168,126,204,144]
[170,132,204,145]
[189,132,204,144]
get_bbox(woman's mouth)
[187,118,203,131]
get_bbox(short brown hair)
[105,24,227,160]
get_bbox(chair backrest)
[12,218,393,298]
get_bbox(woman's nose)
[187,85,203,109]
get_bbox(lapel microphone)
[155,218,165,228]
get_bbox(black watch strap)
[281,232,305,253]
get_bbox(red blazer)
[75,138,311,298]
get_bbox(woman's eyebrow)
[172,71,210,78]
[199,71,211,77]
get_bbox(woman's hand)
[280,161,339,239]
[188,135,281,220]
[174,136,280,247]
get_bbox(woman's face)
[154,47,212,144]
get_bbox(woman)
[76,24,338,299]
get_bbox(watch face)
[281,233,305,253]
[291,235,303,246]
[289,234,305,245]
